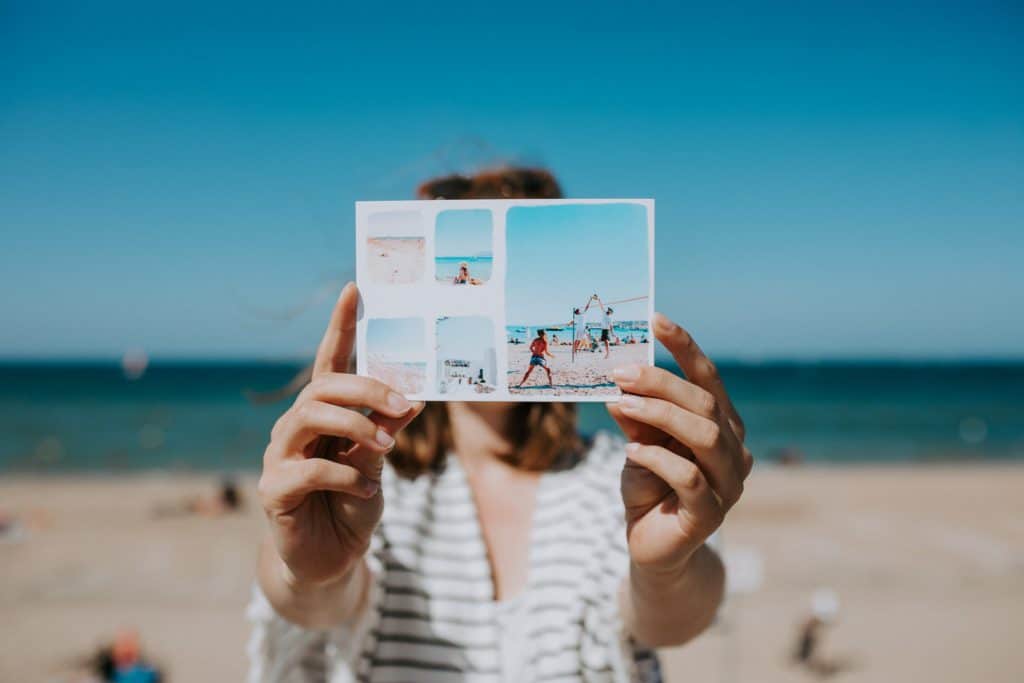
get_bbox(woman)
[250,168,752,682]
[453,261,483,285]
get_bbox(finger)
[261,459,379,511]
[337,401,427,480]
[298,373,413,419]
[610,364,745,477]
[741,445,754,479]
[607,401,672,445]
[279,400,395,455]
[625,443,723,533]
[611,365,717,420]
[617,395,744,508]
[653,313,745,442]
[313,283,359,378]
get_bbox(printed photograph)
[505,203,651,397]
[434,209,493,285]
[436,316,497,396]
[365,317,426,394]
[366,210,426,284]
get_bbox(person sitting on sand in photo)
[250,167,751,683]
[452,261,483,285]
[518,328,556,387]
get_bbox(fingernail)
[612,365,641,382]
[361,478,380,497]
[625,442,641,455]
[387,392,411,414]
[375,428,395,449]
[619,395,643,411]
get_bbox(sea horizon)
[2,359,1022,473]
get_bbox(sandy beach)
[366,357,425,394]
[366,237,425,284]
[2,465,1021,681]
[508,341,650,397]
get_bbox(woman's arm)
[258,536,371,629]
[256,284,423,629]
[609,313,752,648]
[620,544,725,648]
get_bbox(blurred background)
[2,1,1022,681]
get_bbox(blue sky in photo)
[505,204,649,327]
[366,318,424,356]
[367,210,425,238]
[436,316,494,361]
[1,1,1022,359]
[435,210,493,258]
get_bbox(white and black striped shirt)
[248,432,662,683]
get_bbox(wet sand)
[366,237,425,284]
[2,466,1022,682]
[508,341,650,397]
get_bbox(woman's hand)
[259,283,423,589]
[609,313,752,575]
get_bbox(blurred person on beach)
[518,329,556,387]
[453,260,484,285]
[152,477,242,518]
[250,167,752,682]
[87,629,162,683]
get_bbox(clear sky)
[366,318,424,357]
[435,210,493,258]
[437,316,494,361]
[506,204,649,326]
[2,1,1022,360]
[367,210,425,238]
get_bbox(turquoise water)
[507,322,649,344]
[436,256,493,282]
[1,361,1022,472]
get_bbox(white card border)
[356,198,655,402]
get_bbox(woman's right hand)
[258,283,423,589]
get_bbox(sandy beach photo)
[435,209,493,285]
[505,203,651,397]
[366,210,426,284]
[367,238,425,284]
[364,317,426,395]
[436,315,497,396]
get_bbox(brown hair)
[417,167,563,201]
[391,166,578,478]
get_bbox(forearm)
[621,543,725,648]
[257,535,370,629]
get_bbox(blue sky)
[435,210,493,258]
[366,318,423,356]
[437,316,494,361]
[2,1,1022,360]
[506,204,649,326]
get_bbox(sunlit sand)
[507,341,650,397]
[366,238,425,284]
[366,358,425,395]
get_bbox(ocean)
[507,322,648,344]
[1,361,1022,473]
[435,256,493,282]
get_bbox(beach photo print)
[355,199,654,402]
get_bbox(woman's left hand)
[608,313,753,574]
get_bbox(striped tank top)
[247,431,663,683]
